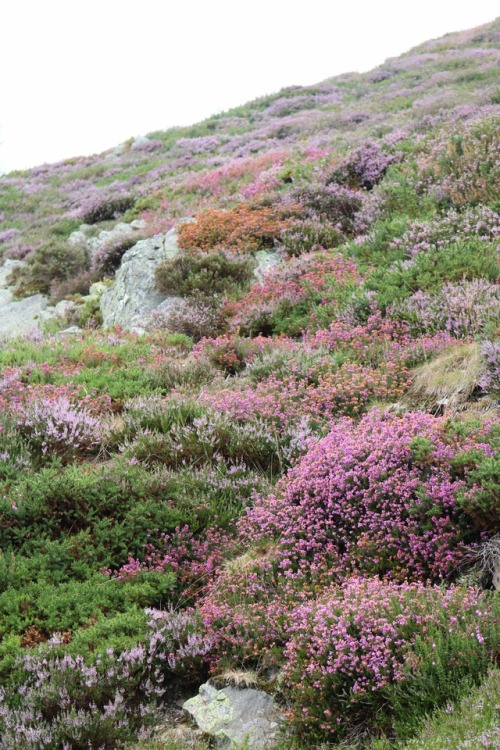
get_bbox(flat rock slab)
[183,683,284,749]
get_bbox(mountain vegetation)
[0,17,499,750]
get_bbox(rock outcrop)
[183,683,284,749]
[0,260,56,339]
[68,219,145,253]
[100,226,183,331]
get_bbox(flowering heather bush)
[412,117,500,208]
[227,251,361,335]
[157,294,227,341]
[327,139,398,190]
[480,340,500,395]
[130,138,163,153]
[18,395,103,460]
[393,279,500,337]
[78,193,136,224]
[201,359,409,427]
[0,228,20,244]
[177,203,294,253]
[182,151,286,198]
[389,206,500,258]
[90,234,139,278]
[122,405,313,475]
[290,182,364,233]
[308,310,408,364]
[0,608,211,749]
[282,580,497,740]
[116,525,237,602]
[277,213,345,255]
[242,410,497,583]
[192,333,275,375]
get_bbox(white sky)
[0,1,498,174]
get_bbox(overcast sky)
[0,1,498,174]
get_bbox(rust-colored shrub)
[178,203,295,253]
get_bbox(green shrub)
[0,463,195,565]
[14,240,89,296]
[367,239,499,308]
[80,194,136,224]
[155,248,254,298]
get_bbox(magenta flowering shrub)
[242,410,496,583]
[0,228,20,244]
[156,294,227,341]
[227,251,361,334]
[308,310,408,364]
[290,182,364,233]
[90,234,139,278]
[117,525,237,602]
[282,580,495,739]
[201,359,409,426]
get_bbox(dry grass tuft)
[407,342,484,413]
[215,669,260,688]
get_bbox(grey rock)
[254,250,281,282]
[68,220,144,255]
[100,227,181,330]
[0,294,50,339]
[67,230,89,247]
[54,299,77,319]
[183,683,284,749]
[131,135,151,149]
[0,288,13,306]
[0,259,25,289]
[88,282,108,298]
[56,326,82,337]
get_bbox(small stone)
[183,683,285,749]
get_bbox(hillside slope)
[0,18,498,750]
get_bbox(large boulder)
[100,227,181,330]
[183,683,284,749]
[0,294,53,339]
[0,259,58,338]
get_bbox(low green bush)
[155,248,254,298]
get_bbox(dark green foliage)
[0,463,197,565]
[80,195,136,224]
[14,240,89,296]
[367,239,499,308]
[155,249,254,298]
